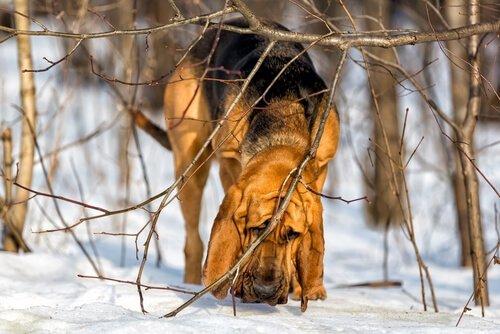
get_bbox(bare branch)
[0,7,497,49]
[300,181,370,204]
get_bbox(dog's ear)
[203,185,246,299]
[310,95,340,169]
[296,198,326,312]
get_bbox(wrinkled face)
[233,189,313,305]
[203,150,324,307]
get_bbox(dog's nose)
[253,282,279,300]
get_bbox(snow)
[1,206,499,333]
[1,20,500,334]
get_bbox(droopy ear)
[202,186,245,299]
[296,199,326,312]
[310,95,340,169]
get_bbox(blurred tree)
[364,0,404,228]
[140,0,176,110]
[478,0,499,120]
[444,0,472,267]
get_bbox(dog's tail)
[132,110,171,150]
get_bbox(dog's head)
[202,146,325,308]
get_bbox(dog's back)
[190,18,327,125]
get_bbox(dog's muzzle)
[236,269,288,305]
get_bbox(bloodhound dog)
[164,18,340,310]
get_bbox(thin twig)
[300,181,370,204]
[77,274,196,295]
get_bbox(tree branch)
[0,7,497,49]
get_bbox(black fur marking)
[191,18,327,122]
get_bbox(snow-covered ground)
[0,191,499,333]
[1,18,500,333]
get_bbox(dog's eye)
[250,219,270,234]
[286,229,300,241]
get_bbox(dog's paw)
[305,285,327,301]
[300,285,327,312]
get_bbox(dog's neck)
[240,99,310,166]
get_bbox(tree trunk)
[458,0,489,307]
[141,0,175,110]
[444,0,472,267]
[364,0,404,228]
[3,0,37,252]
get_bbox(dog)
[163,18,340,311]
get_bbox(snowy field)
[1,198,500,333]
[1,22,500,333]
